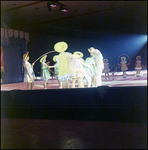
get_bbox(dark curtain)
[2,36,28,84]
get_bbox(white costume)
[70,57,86,79]
[92,49,104,86]
[23,61,35,83]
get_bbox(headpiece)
[70,51,83,58]
[121,57,126,60]
[40,55,47,62]
[46,61,50,65]
[103,59,108,62]
[53,55,58,62]
[54,41,68,52]
[136,55,141,60]
[23,51,29,61]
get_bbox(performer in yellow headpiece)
[54,41,72,88]
[103,59,110,80]
[23,51,36,90]
[118,57,129,78]
[40,55,55,89]
[135,56,142,77]
[69,51,94,88]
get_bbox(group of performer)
[23,41,143,90]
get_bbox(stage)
[1,70,147,91]
[1,71,147,149]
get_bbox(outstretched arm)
[48,65,56,68]
[43,63,55,68]
[82,62,94,74]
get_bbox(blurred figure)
[88,47,104,86]
[118,57,130,78]
[103,59,110,80]
[135,56,142,77]
[23,52,36,90]
[83,57,94,87]
[69,52,93,88]
[40,55,55,89]
[53,55,62,88]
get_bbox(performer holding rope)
[23,52,36,90]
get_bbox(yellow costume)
[54,42,72,81]
[135,56,142,69]
[120,57,128,71]
[58,52,70,76]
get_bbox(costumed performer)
[23,52,36,90]
[103,59,110,80]
[88,47,104,86]
[40,55,55,89]
[135,55,142,77]
[53,55,62,88]
[118,57,129,78]
[69,52,94,88]
[90,53,97,87]
[83,57,95,87]
[54,41,72,88]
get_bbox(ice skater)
[135,55,142,77]
[40,55,55,89]
[54,41,72,88]
[118,57,129,78]
[69,52,94,88]
[23,52,36,90]
[103,59,110,80]
[88,47,104,86]
[83,57,95,87]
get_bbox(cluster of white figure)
[52,41,104,89]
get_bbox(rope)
[33,50,56,64]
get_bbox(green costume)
[40,62,50,80]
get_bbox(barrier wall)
[1,86,147,123]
